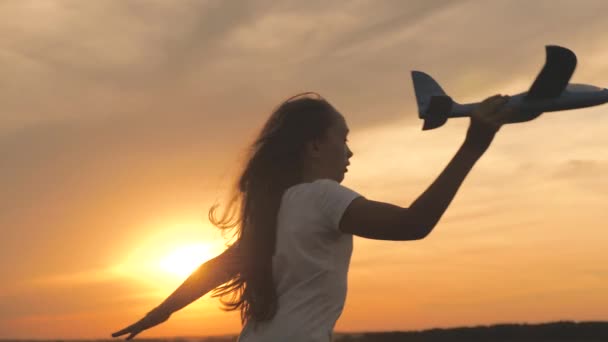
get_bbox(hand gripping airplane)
[411,45,608,130]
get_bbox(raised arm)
[340,95,514,241]
[112,242,242,340]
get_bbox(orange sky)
[1,0,608,339]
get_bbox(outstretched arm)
[409,94,513,234]
[112,242,242,340]
[154,242,241,315]
[340,95,514,240]
[406,126,493,234]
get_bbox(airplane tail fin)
[411,71,455,130]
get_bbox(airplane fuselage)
[452,84,608,123]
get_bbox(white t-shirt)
[237,178,362,342]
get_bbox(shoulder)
[313,178,360,197]
[310,179,363,232]
[283,179,362,211]
[283,178,337,196]
[311,178,352,191]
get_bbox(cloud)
[1,1,268,78]
[552,159,608,179]
[3,0,608,132]
[549,159,608,195]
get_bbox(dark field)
[4,321,608,342]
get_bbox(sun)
[111,222,226,289]
[158,243,214,278]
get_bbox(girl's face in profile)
[320,113,353,183]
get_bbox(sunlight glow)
[110,221,227,293]
[158,243,213,278]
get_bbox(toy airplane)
[411,45,608,130]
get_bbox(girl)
[112,92,515,341]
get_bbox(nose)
[346,146,354,159]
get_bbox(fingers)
[478,94,499,110]
[112,328,141,341]
[485,94,504,102]
[112,322,141,338]
[481,94,507,105]
[477,94,509,116]
[494,106,516,124]
[112,326,133,337]
[112,310,169,340]
[487,94,510,109]
[126,331,141,340]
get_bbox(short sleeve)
[314,179,362,233]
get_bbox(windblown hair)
[208,92,339,327]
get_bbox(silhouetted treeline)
[335,321,608,341]
[4,321,608,342]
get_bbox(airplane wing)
[524,45,577,101]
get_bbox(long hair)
[208,92,339,327]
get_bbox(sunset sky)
[1,0,608,339]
